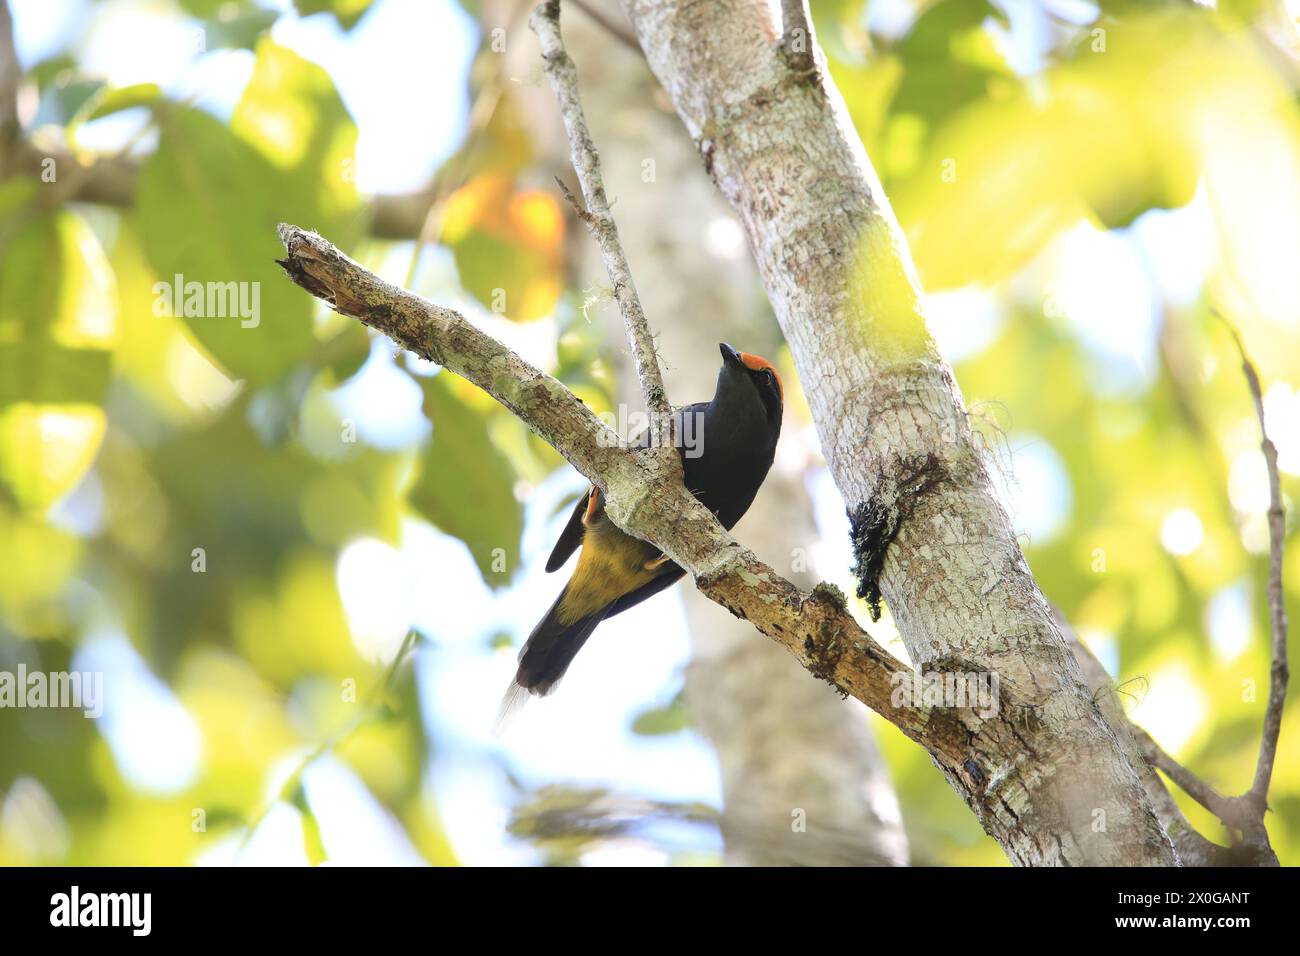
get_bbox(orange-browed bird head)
[719,342,783,420]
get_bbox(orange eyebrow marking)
[739,351,783,403]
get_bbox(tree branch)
[1134,322,1288,862]
[529,11,910,865]
[5,142,440,239]
[1126,725,1243,826]
[274,221,1002,781]
[1060,321,1288,865]
[276,223,623,483]
[1065,626,1231,866]
[530,0,671,426]
[1220,321,1290,813]
[0,0,22,176]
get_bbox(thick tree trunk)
[506,5,908,865]
[619,0,1176,865]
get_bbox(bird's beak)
[719,342,742,366]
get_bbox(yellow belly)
[557,522,660,625]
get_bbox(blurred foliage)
[507,784,718,866]
[291,0,377,31]
[0,0,1295,867]
[410,372,522,581]
[630,688,690,737]
[0,210,114,510]
[440,175,565,322]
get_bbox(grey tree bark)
[618,0,1176,865]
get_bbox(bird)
[497,342,784,725]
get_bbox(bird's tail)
[493,586,608,734]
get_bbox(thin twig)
[1067,317,1289,863]
[1131,721,1275,862]
[1218,317,1289,812]
[529,0,672,429]
[4,140,493,240]
[780,0,817,75]
[553,175,591,224]
[1128,725,1243,826]
[237,630,422,855]
[568,0,640,52]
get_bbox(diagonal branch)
[1138,320,1289,862]
[3,141,470,240]
[274,222,999,781]
[530,0,671,427]
[238,629,422,857]
[276,223,624,485]
[569,0,640,52]
[1126,725,1244,827]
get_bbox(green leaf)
[30,79,105,131]
[409,374,523,587]
[630,693,690,736]
[85,82,164,122]
[139,38,363,391]
[232,39,360,241]
[178,0,232,16]
[67,82,164,147]
[0,345,110,406]
[289,783,328,865]
[323,325,371,385]
[177,0,277,48]
[293,0,376,30]
[0,210,115,510]
[891,0,1011,129]
[0,209,117,398]
[135,106,318,384]
[26,55,77,92]
[890,10,1211,289]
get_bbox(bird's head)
[717,342,783,423]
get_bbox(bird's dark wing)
[545,487,592,573]
[605,563,686,617]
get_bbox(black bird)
[499,343,784,719]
